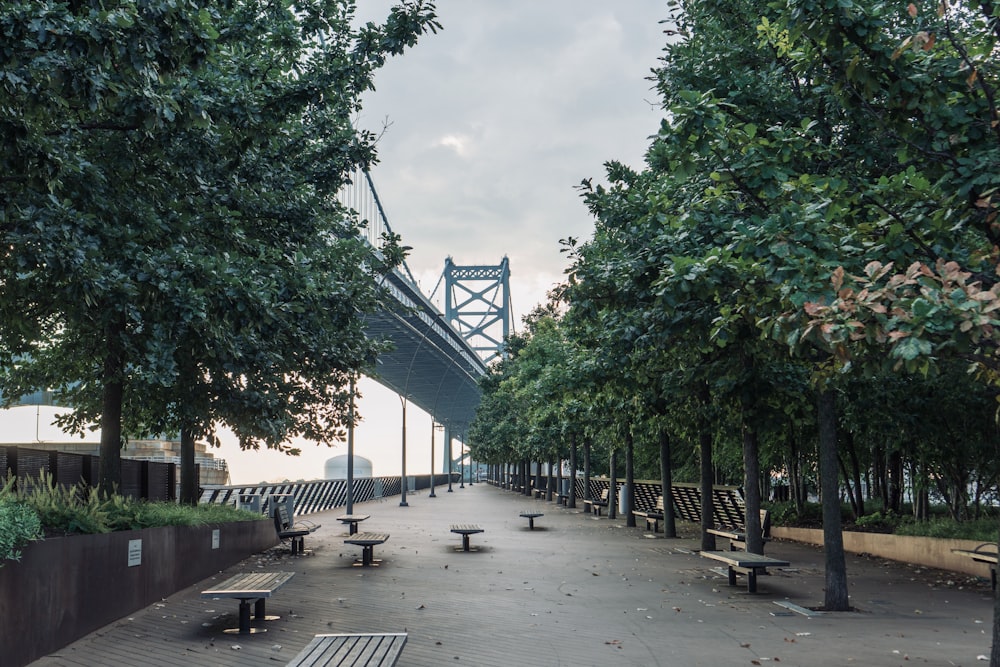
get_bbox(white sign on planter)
[127,539,142,567]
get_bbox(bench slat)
[450,524,483,534]
[344,533,389,546]
[700,551,789,568]
[202,571,295,598]
[286,632,408,667]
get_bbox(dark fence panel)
[1,446,178,501]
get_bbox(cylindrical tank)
[324,454,373,480]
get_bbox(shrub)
[895,517,999,542]
[1,472,263,536]
[0,499,43,566]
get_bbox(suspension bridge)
[338,168,512,440]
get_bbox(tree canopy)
[1,0,441,498]
[468,0,1000,633]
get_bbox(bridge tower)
[442,256,511,364]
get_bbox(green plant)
[766,501,825,528]
[895,517,1000,542]
[14,472,110,535]
[2,471,265,536]
[851,510,903,534]
[0,499,42,565]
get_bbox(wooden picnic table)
[337,513,370,535]
[200,571,295,635]
[450,524,484,551]
[344,532,389,567]
[285,632,408,666]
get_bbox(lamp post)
[347,376,356,515]
[459,440,465,489]
[399,395,408,507]
[446,426,453,492]
[430,420,442,498]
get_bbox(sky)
[0,2,672,485]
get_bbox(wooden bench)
[582,488,609,516]
[286,632,408,666]
[344,532,389,567]
[633,496,665,532]
[275,502,320,555]
[707,509,772,552]
[519,511,543,529]
[952,543,998,589]
[201,571,294,635]
[700,551,789,593]
[450,524,484,551]
[337,514,370,535]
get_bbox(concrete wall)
[772,526,994,578]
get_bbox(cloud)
[355,1,669,329]
[434,133,473,157]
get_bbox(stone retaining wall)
[772,526,993,578]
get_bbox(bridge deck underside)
[364,306,484,432]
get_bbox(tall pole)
[429,420,437,498]
[346,377,355,515]
[446,426,453,492]
[400,396,409,507]
[460,439,465,489]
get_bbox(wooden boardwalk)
[29,484,994,666]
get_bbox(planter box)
[772,526,994,579]
[0,520,277,667]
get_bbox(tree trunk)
[584,437,592,501]
[608,449,618,520]
[659,427,676,538]
[837,454,862,519]
[98,312,126,498]
[842,431,865,518]
[625,429,636,527]
[698,381,717,552]
[179,425,198,505]
[742,424,763,554]
[817,388,850,611]
[555,456,563,503]
[569,433,578,508]
[874,443,888,508]
[888,449,903,513]
[546,457,554,501]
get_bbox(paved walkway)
[31,483,994,666]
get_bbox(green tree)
[0,1,440,498]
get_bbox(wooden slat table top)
[519,512,543,518]
[343,532,389,546]
[700,551,789,568]
[201,571,295,599]
[450,524,484,534]
[285,632,408,667]
[336,514,370,522]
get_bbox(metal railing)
[199,473,457,516]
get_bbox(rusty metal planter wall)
[0,520,277,667]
